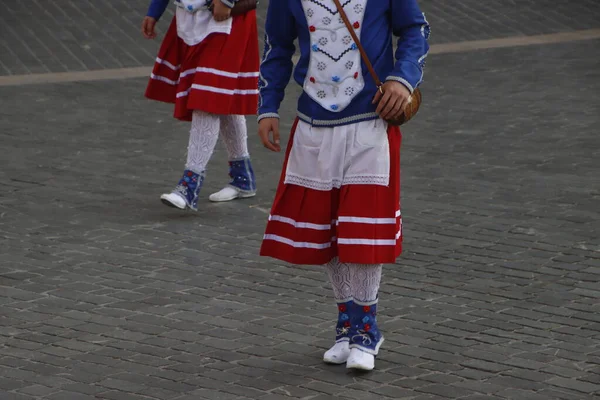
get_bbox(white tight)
[185,110,249,173]
[325,257,382,303]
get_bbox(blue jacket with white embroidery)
[147,0,240,20]
[258,0,430,127]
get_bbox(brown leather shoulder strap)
[331,0,382,87]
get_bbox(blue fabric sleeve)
[257,0,297,120]
[147,0,170,20]
[387,0,431,93]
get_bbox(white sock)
[325,257,353,303]
[185,110,220,174]
[349,263,382,303]
[219,115,249,160]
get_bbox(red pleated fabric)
[145,11,259,120]
[260,119,403,265]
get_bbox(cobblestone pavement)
[1,1,600,400]
[1,0,600,75]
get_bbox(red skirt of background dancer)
[260,119,403,266]
[144,11,259,121]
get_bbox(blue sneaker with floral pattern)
[349,301,384,355]
[209,157,257,202]
[161,169,205,211]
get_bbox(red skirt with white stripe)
[144,12,259,121]
[260,120,403,265]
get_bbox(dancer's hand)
[142,16,157,39]
[212,0,232,22]
[258,118,281,152]
[373,81,411,121]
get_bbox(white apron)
[285,119,391,191]
[175,0,233,46]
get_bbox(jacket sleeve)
[257,0,297,121]
[387,0,431,93]
[147,0,170,20]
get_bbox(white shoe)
[160,192,187,210]
[208,186,256,202]
[323,341,351,364]
[346,348,375,371]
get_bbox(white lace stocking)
[325,257,353,303]
[185,110,220,174]
[219,115,249,160]
[351,263,382,304]
[325,259,382,304]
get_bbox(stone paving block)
[185,390,250,400]
[0,392,37,400]
[462,396,505,400]
[60,382,107,396]
[409,395,448,400]
[16,384,59,397]
[96,391,155,400]
[542,365,589,379]
[459,360,512,374]
[45,392,99,400]
[501,368,554,383]
[0,377,28,391]
[537,388,599,400]
[485,376,547,392]
[547,377,600,394]
[369,385,416,398]
[97,378,148,393]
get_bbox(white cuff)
[385,76,414,94]
[257,113,280,122]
